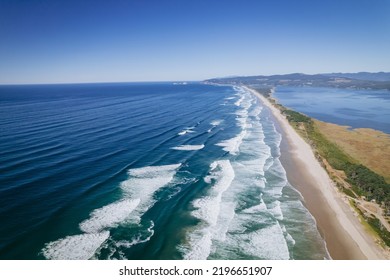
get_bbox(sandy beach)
[245,86,388,260]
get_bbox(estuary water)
[273,86,390,133]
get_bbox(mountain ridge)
[205,72,390,91]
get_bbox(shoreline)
[244,86,388,259]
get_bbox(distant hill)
[205,72,390,91]
[324,72,390,82]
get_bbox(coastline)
[245,86,388,260]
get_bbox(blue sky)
[0,0,389,84]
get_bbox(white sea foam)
[235,109,248,118]
[121,164,181,222]
[216,130,246,155]
[280,198,329,258]
[268,200,284,220]
[233,86,243,92]
[42,231,110,260]
[236,117,248,130]
[241,99,253,111]
[79,199,141,233]
[204,175,214,184]
[183,230,213,260]
[126,164,181,177]
[281,224,296,246]
[210,208,290,259]
[215,90,260,155]
[210,119,223,126]
[165,186,182,200]
[178,128,195,135]
[236,159,267,178]
[234,223,290,259]
[249,105,262,118]
[171,144,204,151]
[198,88,292,259]
[43,164,180,259]
[285,232,296,246]
[116,221,155,248]
[239,132,270,156]
[182,160,235,259]
[213,201,236,242]
[234,96,244,107]
[242,199,267,213]
[208,119,223,132]
[192,161,234,226]
[264,158,287,197]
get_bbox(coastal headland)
[245,86,389,260]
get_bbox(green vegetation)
[339,184,357,198]
[277,103,390,246]
[367,216,390,246]
[314,121,390,184]
[345,164,390,205]
[349,200,381,238]
[252,87,272,98]
[306,122,353,169]
[281,107,390,213]
[282,109,312,124]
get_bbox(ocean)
[0,82,328,260]
[273,86,390,134]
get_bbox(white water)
[171,144,205,151]
[181,160,235,259]
[180,87,297,260]
[43,164,180,259]
[42,231,110,260]
[79,199,141,233]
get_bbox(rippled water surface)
[0,83,328,259]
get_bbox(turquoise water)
[273,86,390,133]
[0,83,328,259]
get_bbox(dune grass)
[315,121,390,183]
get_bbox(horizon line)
[1,71,390,86]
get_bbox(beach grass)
[286,110,390,247]
[349,199,381,239]
[280,106,390,212]
[315,121,390,183]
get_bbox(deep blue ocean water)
[273,86,390,134]
[0,83,328,259]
